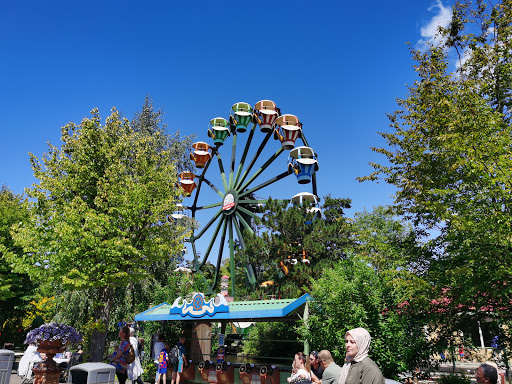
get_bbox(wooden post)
[191,322,212,362]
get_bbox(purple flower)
[25,323,83,346]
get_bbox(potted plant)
[25,323,82,384]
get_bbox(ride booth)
[135,292,313,384]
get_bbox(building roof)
[134,293,312,322]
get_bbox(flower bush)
[25,322,82,345]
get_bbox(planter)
[33,340,66,384]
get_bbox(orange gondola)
[178,171,197,197]
[190,141,212,168]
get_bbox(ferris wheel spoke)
[232,216,246,249]
[312,172,318,197]
[228,216,236,295]
[235,211,255,236]
[237,205,259,221]
[228,131,238,189]
[233,123,257,187]
[239,199,290,205]
[196,215,225,268]
[209,218,228,293]
[300,131,310,147]
[196,201,223,210]
[237,147,284,192]
[235,131,273,190]
[193,209,223,241]
[191,240,199,271]
[215,151,229,192]
[203,178,224,198]
[190,155,216,208]
[239,171,291,198]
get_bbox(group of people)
[288,327,385,384]
[152,334,187,384]
[288,327,503,384]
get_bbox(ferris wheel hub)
[222,189,238,215]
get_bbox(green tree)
[300,255,432,379]
[0,186,38,345]
[8,108,189,360]
[359,0,512,338]
[236,195,355,299]
[131,96,195,174]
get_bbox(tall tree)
[0,186,38,344]
[359,0,512,313]
[8,108,189,360]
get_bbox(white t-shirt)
[289,368,311,381]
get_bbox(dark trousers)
[117,371,128,384]
[133,376,143,384]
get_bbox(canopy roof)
[134,293,312,323]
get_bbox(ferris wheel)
[178,100,319,295]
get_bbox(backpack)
[125,344,135,364]
[169,344,179,366]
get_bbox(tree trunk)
[89,286,114,362]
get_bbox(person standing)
[109,326,131,384]
[127,328,144,384]
[157,344,170,384]
[337,328,385,384]
[153,335,166,384]
[310,350,324,383]
[318,350,342,384]
[171,335,187,384]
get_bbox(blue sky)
[0,0,454,262]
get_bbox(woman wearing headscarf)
[337,328,385,384]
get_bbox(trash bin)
[0,350,15,384]
[68,363,115,384]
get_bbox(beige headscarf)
[337,328,372,384]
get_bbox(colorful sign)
[169,292,229,318]
[217,346,225,363]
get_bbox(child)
[157,344,170,384]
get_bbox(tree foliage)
[236,195,355,299]
[300,255,433,379]
[0,186,38,344]
[358,0,512,324]
[8,107,189,360]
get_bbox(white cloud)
[417,0,453,51]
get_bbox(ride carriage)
[190,141,212,168]
[291,192,321,221]
[230,102,252,132]
[274,114,302,150]
[208,117,231,146]
[178,171,197,197]
[254,100,279,133]
[288,146,319,184]
[171,203,186,220]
